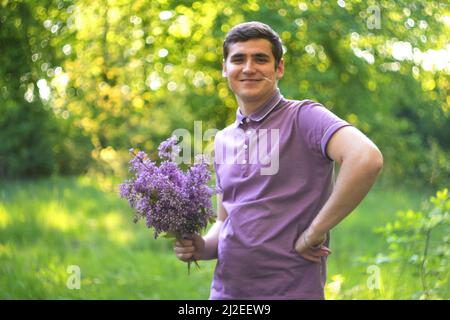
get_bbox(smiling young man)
[174,21,383,300]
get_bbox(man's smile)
[239,79,264,82]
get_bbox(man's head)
[222,21,284,107]
[223,21,284,69]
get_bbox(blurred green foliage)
[0,0,449,187]
[373,188,449,299]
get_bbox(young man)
[174,21,383,299]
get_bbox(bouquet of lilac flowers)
[119,135,215,273]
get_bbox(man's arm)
[200,193,228,260]
[295,126,383,262]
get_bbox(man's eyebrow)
[229,53,271,59]
[229,53,245,59]
[253,53,270,58]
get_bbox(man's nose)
[243,60,256,74]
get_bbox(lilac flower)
[158,135,181,162]
[119,136,215,242]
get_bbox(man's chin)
[234,89,272,102]
[233,87,260,95]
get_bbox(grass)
[326,185,432,299]
[0,175,215,299]
[0,175,444,299]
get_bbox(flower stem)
[187,259,200,275]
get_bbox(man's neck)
[237,89,277,117]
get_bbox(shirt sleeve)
[297,100,352,161]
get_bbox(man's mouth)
[240,79,263,82]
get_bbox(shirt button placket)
[243,128,252,176]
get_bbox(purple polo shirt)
[211,89,351,300]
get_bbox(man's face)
[223,39,284,105]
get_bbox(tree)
[1,0,448,186]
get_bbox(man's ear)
[222,61,227,77]
[276,58,285,79]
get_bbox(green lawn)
[0,175,438,299]
[327,185,432,299]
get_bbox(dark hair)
[223,21,283,68]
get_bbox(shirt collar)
[235,89,283,127]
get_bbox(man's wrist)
[305,224,327,248]
[200,236,218,260]
[304,234,324,250]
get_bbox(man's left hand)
[294,229,331,263]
